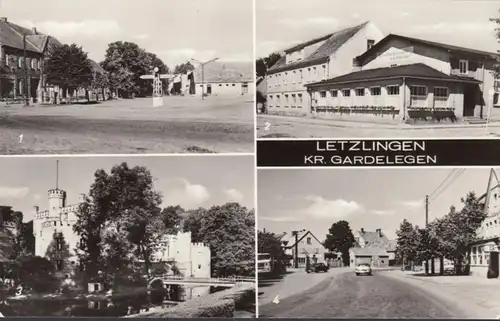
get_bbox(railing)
[155,275,255,284]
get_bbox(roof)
[267,22,369,75]
[193,61,253,83]
[0,18,62,53]
[306,63,482,88]
[358,230,391,248]
[281,230,324,248]
[357,34,497,65]
[350,247,389,256]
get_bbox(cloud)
[20,19,121,38]
[224,188,244,202]
[370,209,395,216]
[219,53,253,62]
[410,21,495,35]
[397,200,423,209]
[33,194,41,201]
[165,178,210,209]
[278,17,340,29]
[303,195,363,219]
[351,13,361,19]
[260,216,302,223]
[132,34,149,40]
[0,187,29,199]
[159,48,217,66]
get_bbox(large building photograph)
[257,167,500,319]
[0,156,256,317]
[256,0,500,138]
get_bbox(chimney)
[0,17,7,23]
[376,228,382,237]
[32,27,37,34]
[360,228,364,233]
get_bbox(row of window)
[198,83,238,87]
[3,54,41,70]
[268,64,327,88]
[317,85,400,99]
[268,93,303,108]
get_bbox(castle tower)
[48,188,66,217]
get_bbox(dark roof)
[267,22,369,75]
[282,230,324,248]
[357,34,497,65]
[193,61,253,83]
[306,63,482,87]
[358,230,390,248]
[0,19,62,53]
[350,247,389,256]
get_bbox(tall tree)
[258,230,285,259]
[396,219,419,266]
[324,220,355,266]
[256,52,282,78]
[161,205,184,233]
[45,44,93,100]
[174,62,195,74]
[490,12,500,84]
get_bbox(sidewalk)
[258,114,500,130]
[258,267,349,306]
[382,270,500,318]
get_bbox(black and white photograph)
[0,0,254,154]
[0,156,255,317]
[256,0,500,138]
[257,167,500,319]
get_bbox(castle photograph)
[0,0,255,155]
[0,155,256,317]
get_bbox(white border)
[252,0,259,316]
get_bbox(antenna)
[56,160,59,189]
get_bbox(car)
[355,263,372,276]
[307,262,329,273]
[257,253,272,275]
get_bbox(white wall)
[363,47,450,73]
[197,82,251,96]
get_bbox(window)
[434,87,448,98]
[355,88,365,96]
[5,54,9,66]
[367,39,375,51]
[370,87,381,96]
[320,91,326,98]
[292,94,296,107]
[299,69,303,82]
[307,237,312,245]
[387,85,400,95]
[18,57,23,68]
[342,89,351,97]
[276,95,280,107]
[298,93,303,106]
[322,65,327,80]
[285,94,289,107]
[330,90,338,97]
[459,60,468,74]
[218,84,222,87]
[410,86,427,97]
[284,72,288,85]
[232,84,235,86]
[268,95,273,107]
[292,71,296,84]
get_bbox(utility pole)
[293,231,299,269]
[425,195,430,274]
[23,34,29,106]
[190,58,219,100]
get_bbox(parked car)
[307,263,329,273]
[444,264,455,274]
[355,263,372,276]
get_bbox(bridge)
[148,275,255,288]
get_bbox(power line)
[430,169,466,202]
[429,169,458,199]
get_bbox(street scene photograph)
[257,167,500,318]
[256,0,500,138]
[0,155,255,317]
[0,0,254,154]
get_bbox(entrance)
[489,251,499,278]
[463,84,477,117]
[207,84,212,95]
[241,83,249,94]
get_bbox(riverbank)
[125,282,255,318]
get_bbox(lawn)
[0,95,255,154]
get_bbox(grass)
[0,95,254,154]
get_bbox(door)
[207,84,212,95]
[463,84,477,117]
[489,251,499,278]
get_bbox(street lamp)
[291,229,306,268]
[190,57,219,100]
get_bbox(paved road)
[259,271,469,318]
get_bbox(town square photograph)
[256,0,500,138]
[257,167,500,318]
[0,0,254,154]
[0,155,255,317]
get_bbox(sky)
[258,167,497,241]
[0,0,253,67]
[256,0,500,58]
[0,156,255,222]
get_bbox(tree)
[256,52,282,78]
[396,219,419,268]
[258,230,285,259]
[91,71,111,100]
[161,205,184,233]
[45,232,72,274]
[174,62,195,74]
[45,44,93,101]
[73,162,163,281]
[183,203,255,276]
[324,220,355,266]
[490,12,500,84]
[15,256,59,293]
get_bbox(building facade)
[265,21,384,116]
[193,61,254,97]
[280,230,329,268]
[349,228,396,267]
[34,186,211,277]
[306,34,500,124]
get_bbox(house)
[470,169,500,278]
[193,61,254,97]
[0,17,105,103]
[306,34,500,124]
[349,228,396,267]
[279,230,329,268]
[264,21,384,116]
